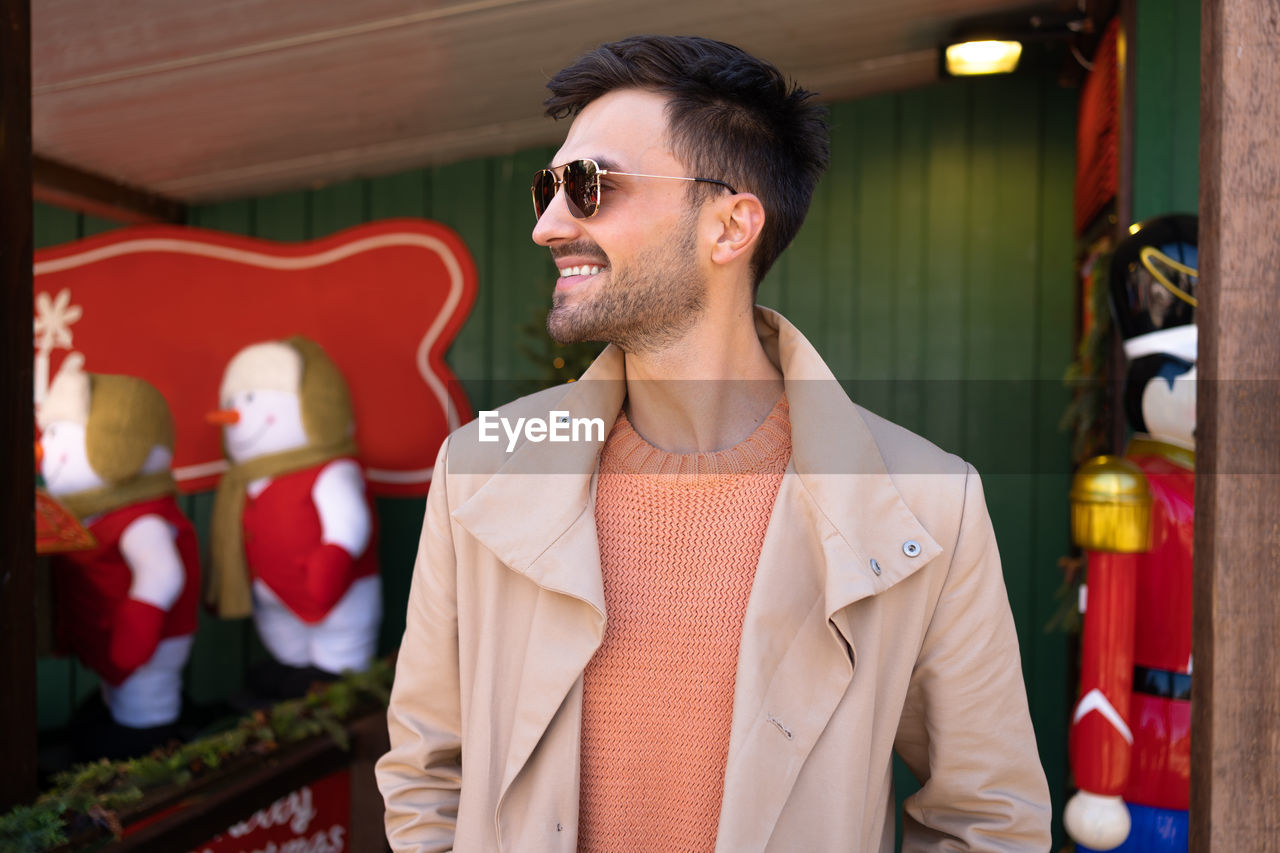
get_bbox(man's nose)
[531,187,579,247]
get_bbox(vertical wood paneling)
[921,84,969,456]
[310,179,367,235]
[1133,0,1200,220]
[892,95,929,436]
[368,169,430,220]
[755,230,786,312]
[489,149,559,385]
[33,202,77,249]
[190,199,253,235]
[820,102,858,382]
[1168,0,1199,214]
[853,96,897,419]
[983,76,1041,658]
[781,125,830,353]
[79,214,119,237]
[255,191,309,242]
[1031,73,1078,834]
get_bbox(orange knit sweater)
[578,396,792,852]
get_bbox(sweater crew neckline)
[601,395,791,483]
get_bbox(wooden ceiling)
[32,0,1062,204]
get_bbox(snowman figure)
[208,336,381,696]
[38,359,200,757]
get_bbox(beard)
[546,214,706,355]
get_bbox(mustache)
[550,241,608,265]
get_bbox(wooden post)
[1192,0,1280,849]
[0,0,38,810]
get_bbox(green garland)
[1060,245,1116,467]
[0,660,392,852]
[1048,237,1119,636]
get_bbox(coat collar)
[449,308,944,840]
[451,305,942,617]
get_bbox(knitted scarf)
[57,471,178,521]
[206,440,357,619]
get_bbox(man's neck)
[621,303,783,454]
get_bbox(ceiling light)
[944,40,1024,76]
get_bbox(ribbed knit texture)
[578,395,792,853]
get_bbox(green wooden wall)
[34,73,1077,840]
[1133,0,1200,219]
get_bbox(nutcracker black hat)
[1108,213,1198,361]
[1109,214,1199,446]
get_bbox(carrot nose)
[206,409,241,426]
[34,440,44,468]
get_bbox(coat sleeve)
[376,438,463,852]
[894,464,1052,851]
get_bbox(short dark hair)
[545,35,830,288]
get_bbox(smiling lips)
[556,263,607,293]
[560,264,604,278]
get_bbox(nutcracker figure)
[1066,214,1197,851]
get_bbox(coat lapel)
[715,470,860,852]
[716,309,944,850]
[450,347,628,813]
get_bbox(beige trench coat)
[377,308,1051,852]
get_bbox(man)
[377,35,1051,851]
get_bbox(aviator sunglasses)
[531,158,737,220]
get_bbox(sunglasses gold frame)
[531,158,737,220]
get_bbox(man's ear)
[708,193,766,268]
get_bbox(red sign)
[188,769,351,853]
[34,220,476,497]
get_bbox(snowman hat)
[39,359,175,484]
[220,341,303,402]
[220,337,353,447]
[38,357,91,429]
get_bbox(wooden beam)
[33,155,186,224]
[1192,0,1280,849]
[0,0,38,811]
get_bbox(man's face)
[532,89,708,353]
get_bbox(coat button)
[870,558,882,575]
[903,540,921,557]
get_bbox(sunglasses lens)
[563,160,599,219]
[530,160,602,220]
[532,170,557,219]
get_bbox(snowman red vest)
[208,337,381,676]
[38,362,200,729]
